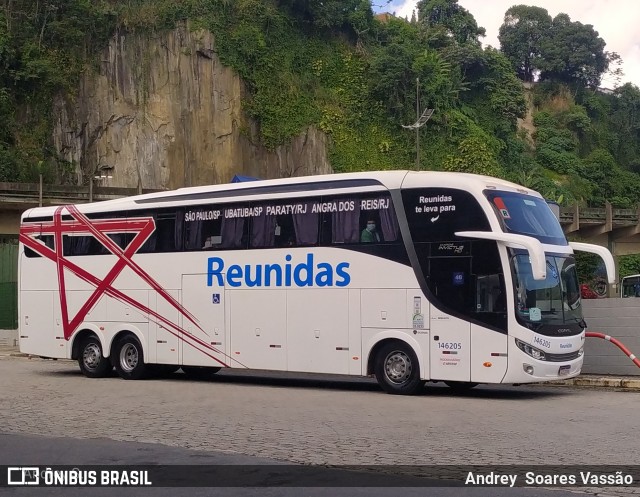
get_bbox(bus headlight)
[515,339,546,361]
[578,347,584,357]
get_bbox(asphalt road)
[0,355,638,496]
[0,433,612,497]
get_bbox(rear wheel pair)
[77,334,148,380]
[77,334,219,380]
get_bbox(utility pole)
[415,78,420,169]
[402,79,434,170]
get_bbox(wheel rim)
[384,350,412,384]
[119,343,139,372]
[82,343,101,371]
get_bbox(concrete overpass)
[0,182,161,235]
[560,202,640,257]
[1,183,639,255]
[0,185,638,329]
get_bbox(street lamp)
[89,168,113,203]
[402,78,434,170]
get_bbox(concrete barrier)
[0,329,17,348]
[582,299,640,376]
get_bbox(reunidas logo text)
[207,254,350,288]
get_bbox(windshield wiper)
[572,317,587,329]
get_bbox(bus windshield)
[511,251,583,334]
[485,191,567,245]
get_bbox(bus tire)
[113,335,148,380]
[444,381,478,391]
[78,335,112,378]
[374,341,423,395]
[182,366,221,380]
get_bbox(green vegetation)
[0,0,114,182]
[0,0,639,218]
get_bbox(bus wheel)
[113,335,148,380]
[444,381,478,391]
[182,366,221,380]
[374,342,423,395]
[78,335,112,378]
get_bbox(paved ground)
[0,355,638,495]
[0,433,606,497]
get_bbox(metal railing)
[0,182,163,207]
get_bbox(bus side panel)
[152,289,180,365]
[20,290,61,358]
[361,289,407,329]
[348,289,362,376]
[181,274,227,368]
[429,305,471,381]
[105,290,148,324]
[287,289,350,374]
[470,324,507,383]
[228,289,287,370]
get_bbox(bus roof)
[21,170,538,221]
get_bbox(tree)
[442,135,503,176]
[498,5,551,82]
[277,0,373,34]
[368,19,422,121]
[538,13,614,88]
[416,0,485,45]
[610,83,640,170]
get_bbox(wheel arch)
[364,331,426,379]
[107,327,147,361]
[70,326,105,361]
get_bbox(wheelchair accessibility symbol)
[212,293,221,304]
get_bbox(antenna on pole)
[402,78,434,170]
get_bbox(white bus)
[18,171,615,394]
[620,274,640,298]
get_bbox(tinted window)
[403,188,491,242]
[249,199,319,249]
[184,206,224,250]
[485,191,567,245]
[422,240,506,332]
[320,193,399,245]
[403,187,506,332]
[137,209,183,253]
[24,233,54,258]
[62,212,130,256]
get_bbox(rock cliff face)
[52,24,332,190]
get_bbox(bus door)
[20,228,60,357]
[150,289,181,364]
[21,289,57,357]
[428,256,472,381]
[180,274,227,368]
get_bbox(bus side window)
[184,208,223,251]
[62,212,131,256]
[137,209,183,253]
[358,194,399,244]
[321,193,398,245]
[24,234,54,258]
[250,200,319,249]
[219,205,249,250]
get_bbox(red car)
[580,284,600,299]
